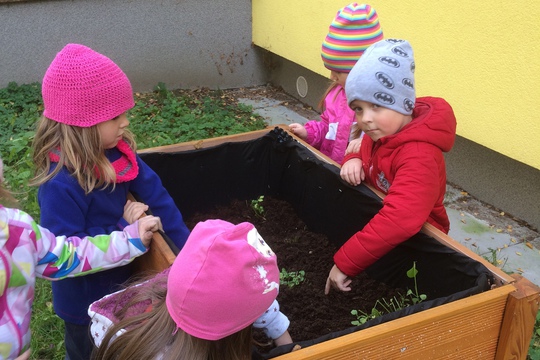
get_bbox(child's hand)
[325,264,352,294]
[123,199,149,224]
[274,330,293,347]
[345,137,362,155]
[137,215,162,246]
[288,123,308,140]
[15,349,31,360]
[340,158,365,186]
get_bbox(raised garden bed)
[133,126,540,359]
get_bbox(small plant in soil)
[280,268,306,288]
[351,262,427,326]
[250,195,266,219]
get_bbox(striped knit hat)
[321,3,383,73]
[42,44,134,127]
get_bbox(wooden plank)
[137,127,274,154]
[495,274,540,360]
[132,229,175,274]
[128,193,176,273]
[276,285,513,359]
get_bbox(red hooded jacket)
[335,97,457,277]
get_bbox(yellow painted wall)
[253,1,540,170]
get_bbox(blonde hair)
[93,275,254,360]
[31,116,136,194]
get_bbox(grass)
[2,81,540,359]
[0,81,267,359]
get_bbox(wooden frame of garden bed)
[135,126,539,360]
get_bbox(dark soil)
[184,196,404,350]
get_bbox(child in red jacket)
[325,39,457,294]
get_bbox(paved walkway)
[239,96,540,286]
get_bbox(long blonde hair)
[31,116,136,194]
[92,275,254,360]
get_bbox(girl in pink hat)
[89,220,293,359]
[31,43,191,359]
[289,3,383,164]
[0,157,162,360]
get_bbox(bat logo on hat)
[376,72,394,89]
[392,46,409,58]
[379,56,399,68]
[410,62,416,73]
[386,39,404,44]
[402,78,414,89]
[374,92,395,105]
[403,98,415,112]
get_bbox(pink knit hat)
[321,3,383,73]
[42,44,134,127]
[165,220,279,341]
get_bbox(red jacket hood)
[377,96,456,153]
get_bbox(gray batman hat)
[345,39,415,115]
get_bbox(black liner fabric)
[139,127,494,358]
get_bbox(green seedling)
[280,268,306,288]
[351,262,427,326]
[251,195,265,218]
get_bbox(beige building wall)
[253,0,540,171]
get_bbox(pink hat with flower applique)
[42,43,134,127]
[165,219,279,340]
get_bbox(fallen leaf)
[464,237,471,241]
[496,229,503,233]
[461,219,466,224]
[500,212,505,216]
[516,252,522,256]
[511,238,516,243]
[460,191,468,196]
[526,242,533,249]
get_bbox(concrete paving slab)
[447,207,540,285]
[238,98,310,126]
